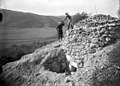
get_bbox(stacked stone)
[64,14,120,67]
[76,14,118,28]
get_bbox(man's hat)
[65,12,69,15]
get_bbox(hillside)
[0,9,63,28]
[1,14,120,86]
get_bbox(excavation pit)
[42,49,68,73]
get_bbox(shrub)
[72,12,89,25]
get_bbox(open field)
[0,27,56,65]
[0,27,60,48]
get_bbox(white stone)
[91,38,99,44]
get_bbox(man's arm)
[56,27,58,30]
[63,16,67,21]
[56,25,59,30]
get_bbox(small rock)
[104,31,109,34]
[64,76,73,83]
[67,82,75,86]
[88,39,91,43]
[100,28,106,34]
[64,77,71,83]
[82,32,88,37]
[89,48,96,54]
[108,27,113,30]
[98,42,105,47]
[91,38,99,44]
[105,37,111,42]
[90,43,97,49]
[46,82,51,86]
[102,34,108,38]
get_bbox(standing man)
[64,12,73,30]
[56,21,64,41]
[0,64,2,75]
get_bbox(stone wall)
[63,14,120,86]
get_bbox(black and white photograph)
[0,0,120,86]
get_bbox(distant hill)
[0,9,63,28]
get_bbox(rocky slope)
[0,41,68,86]
[1,14,120,86]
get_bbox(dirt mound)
[0,42,70,86]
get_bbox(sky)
[0,0,119,17]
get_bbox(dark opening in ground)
[42,49,67,73]
[0,78,7,86]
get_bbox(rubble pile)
[76,14,118,28]
[64,14,120,67]
[63,14,120,86]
